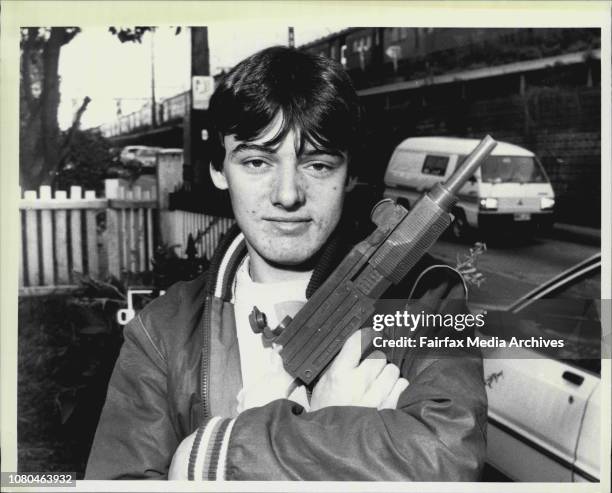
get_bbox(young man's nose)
[271,166,305,209]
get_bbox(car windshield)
[480,156,547,184]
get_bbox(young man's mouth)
[265,217,312,234]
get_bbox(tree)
[20,26,181,191]
[20,27,81,191]
[54,129,116,195]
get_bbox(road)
[429,235,599,309]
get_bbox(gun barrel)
[444,135,497,195]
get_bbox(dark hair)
[208,46,362,171]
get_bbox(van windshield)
[480,156,547,184]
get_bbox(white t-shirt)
[232,257,310,409]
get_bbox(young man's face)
[211,115,348,270]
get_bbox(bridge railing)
[99,91,191,138]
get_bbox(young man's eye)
[310,162,329,171]
[305,162,333,174]
[243,159,268,169]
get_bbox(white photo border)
[1,1,610,492]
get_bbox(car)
[476,253,602,482]
[119,145,163,168]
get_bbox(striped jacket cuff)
[187,417,236,480]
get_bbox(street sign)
[192,75,214,110]
[386,45,402,59]
[385,45,402,72]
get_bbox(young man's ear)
[209,163,228,190]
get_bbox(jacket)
[85,223,488,480]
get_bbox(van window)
[459,155,547,183]
[422,155,449,176]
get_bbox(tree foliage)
[108,26,180,43]
[54,129,116,195]
[108,26,154,43]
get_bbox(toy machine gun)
[250,136,497,385]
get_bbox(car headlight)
[540,197,555,210]
[479,198,498,210]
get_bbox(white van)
[383,137,555,238]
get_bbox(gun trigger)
[249,306,268,334]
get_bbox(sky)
[57,24,346,130]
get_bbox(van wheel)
[451,210,468,241]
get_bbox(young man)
[86,46,487,481]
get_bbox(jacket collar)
[204,224,246,301]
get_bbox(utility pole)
[181,27,232,217]
[183,26,210,189]
[150,28,157,128]
[288,27,295,48]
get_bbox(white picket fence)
[104,180,157,279]
[19,181,157,295]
